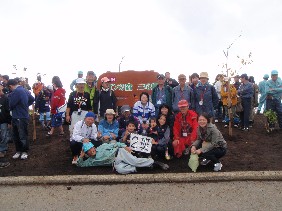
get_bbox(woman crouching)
[190,113,227,171]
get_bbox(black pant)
[12,118,29,152]
[70,140,102,156]
[201,147,226,164]
[151,144,166,158]
[240,97,251,128]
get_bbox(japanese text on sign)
[130,134,152,153]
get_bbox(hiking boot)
[200,158,211,166]
[0,161,10,168]
[12,152,21,159]
[20,152,28,160]
[214,163,223,171]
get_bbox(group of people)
[0,69,281,174]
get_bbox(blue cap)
[85,111,95,119]
[263,74,269,79]
[82,142,94,153]
[78,71,83,75]
[271,70,278,75]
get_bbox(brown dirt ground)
[0,114,281,177]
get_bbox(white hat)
[76,78,86,84]
[199,72,209,79]
[105,109,116,115]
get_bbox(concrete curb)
[0,171,282,185]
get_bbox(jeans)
[201,147,226,164]
[266,98,282,128]
[240,97,251,128]
[12,118,29,152]
[0,123,9,152]
[39,112,51,121]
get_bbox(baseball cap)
[157,74,165,79]
[76,78,86,84]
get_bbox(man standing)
[164,72,179,88]
[152,74,172,117]
[238,74,254,131]
[7,79,34,160]
[265,70,282,130]
[0,81,12,158]
[84,71,97,111]
[172,74,194,113]
[257,74,269,114]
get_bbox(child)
[151,114,171,160]
[120,121,137,146]
[146,117,159,141]
[35,86,52,129]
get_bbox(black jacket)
[0,94,12,124]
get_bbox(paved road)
[1,181,281,211]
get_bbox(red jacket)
[51,88,66,114]
[173,110,198,141]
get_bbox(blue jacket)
[98,119,119,140]
[8,86,35,119]
[172,85,194,112]
[238,81,254,99]
[194,83,219,117]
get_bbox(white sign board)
[130,134,152,153]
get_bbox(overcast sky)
[0,0,281,90]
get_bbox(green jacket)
[77,142,126,167]
[192,123,227,153]
[84,82,96,110]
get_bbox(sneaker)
[215,119,219,123]
[72,156,78,165]
[224,124,228,128]
[0,161,10,168]
[20,152,28,160]
[12,152,21,159]
[214,163,223,171]
[233,124,238,128]
[222,120,226,123]
[200,158,211,165]
[46,132,52,137]
[242,127,249,132]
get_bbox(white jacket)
[71,120,98,142]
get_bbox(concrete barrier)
[0,171,282,185]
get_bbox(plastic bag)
[188,153,199,172]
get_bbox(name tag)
[182,132,187,137]
[157,100,162,105]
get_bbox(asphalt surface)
[1,181,282,211]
